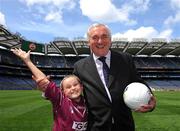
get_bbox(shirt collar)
[93,50,111,62]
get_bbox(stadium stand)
[0,24,180,90]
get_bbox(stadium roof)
[0,24,180,57]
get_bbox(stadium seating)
[0,75,36,90]
[0,48,180,90]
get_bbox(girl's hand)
[11,48,31,61]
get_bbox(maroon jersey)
[44,82,87,131]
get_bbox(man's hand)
[135,95,156,113]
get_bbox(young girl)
[11,48,87,131]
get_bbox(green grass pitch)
[0,90,180,131]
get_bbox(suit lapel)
[108,52,116,88]
[85,55,111,98]
[108,51,124,88]
[86,52,118,89]
[86,55,105,88]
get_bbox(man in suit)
[73,23,156,131]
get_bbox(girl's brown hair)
[60,74,82,90]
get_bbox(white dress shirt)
[93,51,112,102]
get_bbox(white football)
[123,82,151,110]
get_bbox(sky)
[0,0,180,44]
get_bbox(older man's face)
[88,25,111,57]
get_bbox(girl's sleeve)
[44,81,63,106]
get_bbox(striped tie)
[99,57,110,86]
